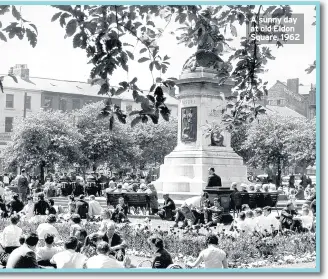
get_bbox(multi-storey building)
[266,78,316,119]
[0,64,178,172]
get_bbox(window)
[72,99,81,110]
[6,94,14,108]
[25,96,31,110]
[5,117,13,132]
[59,98,67,111]
[44,96,53,109]
[126,104,133,113]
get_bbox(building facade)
[267,78,316,119]
[0,64,179,173]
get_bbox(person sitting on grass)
[75,228,88,253]
[36,214,61,243]
[293,207,314,232]
[204,198,224,228]
[85,241,125,269]
[186,234,228,269]
[101,222,127,261]
[172,202,196,229]
[230,211,249,233]
[260,206,280,236]
[48,199,57,215]
[112,197,129,223]
[6,233,40,268]
[7,194,24,216]
[70,214,83,237]
[36,233,63,267]
[50,237,87,269]
[280,201,300,231]
[147,236,173,269]
[244,210,256,233]
[2,215,22,254]
[88,195,103,219]
[34,193,50,216]
[21,196,34,219]
[158,194,176,221]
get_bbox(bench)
[106,193,150,211]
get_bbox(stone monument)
[154,21,248,196]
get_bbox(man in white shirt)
[293,207,313,231]
[2,215,22,253]
[88,195,103,218]
[36,214,61,242]
[36,233,63,266]
[187,234,228,269]
[261,206,280,235]
[50,236,87,268]
[86,241,124,268]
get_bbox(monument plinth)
[155,67,248,195]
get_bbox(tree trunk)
[276,157,281,187]
[40,161,45,185]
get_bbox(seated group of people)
[0,193,57,219]
[230,201,315,236]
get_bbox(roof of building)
[273,80,314,96]
[265,105,306,118]
[1,75,179,105]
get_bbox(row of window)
[5,94,31,110]
[267,99,287,106]
[44,97,93,111]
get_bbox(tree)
[284,117,316,170]
[132,117,178,168]
[2,110,82,182]
[0,4,295,128]
[241,115,316,186]
[73,101,140,171]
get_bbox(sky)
[0,5,317,91]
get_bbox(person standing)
[145,183,159,215]
[17,169,29,203]
[289,174,295,189]
[206,168,222,187]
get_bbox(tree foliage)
[73,101,140,170]
[240,115,316,184]
[0,4,300,129]
[132,116,178,167]
[3,111,82,170]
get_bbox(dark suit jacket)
[17,175,29,191]
[207,174,222,187]
[152,248,173,269]
[6,244,39,268]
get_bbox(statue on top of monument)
[182,15,233,76]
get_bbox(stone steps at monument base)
[51,196,305,211]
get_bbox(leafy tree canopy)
[0,4,302,128]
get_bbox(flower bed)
[0,219,316,268]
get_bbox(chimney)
[287,78,299,94]
[12,64,29,81]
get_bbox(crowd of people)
[0,168,316,270]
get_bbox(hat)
[79,194,85,200]
[13,193,19,198]
[140,183,147,189]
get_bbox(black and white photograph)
[0,3,319,272]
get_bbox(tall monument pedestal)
[154,67,248,195]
